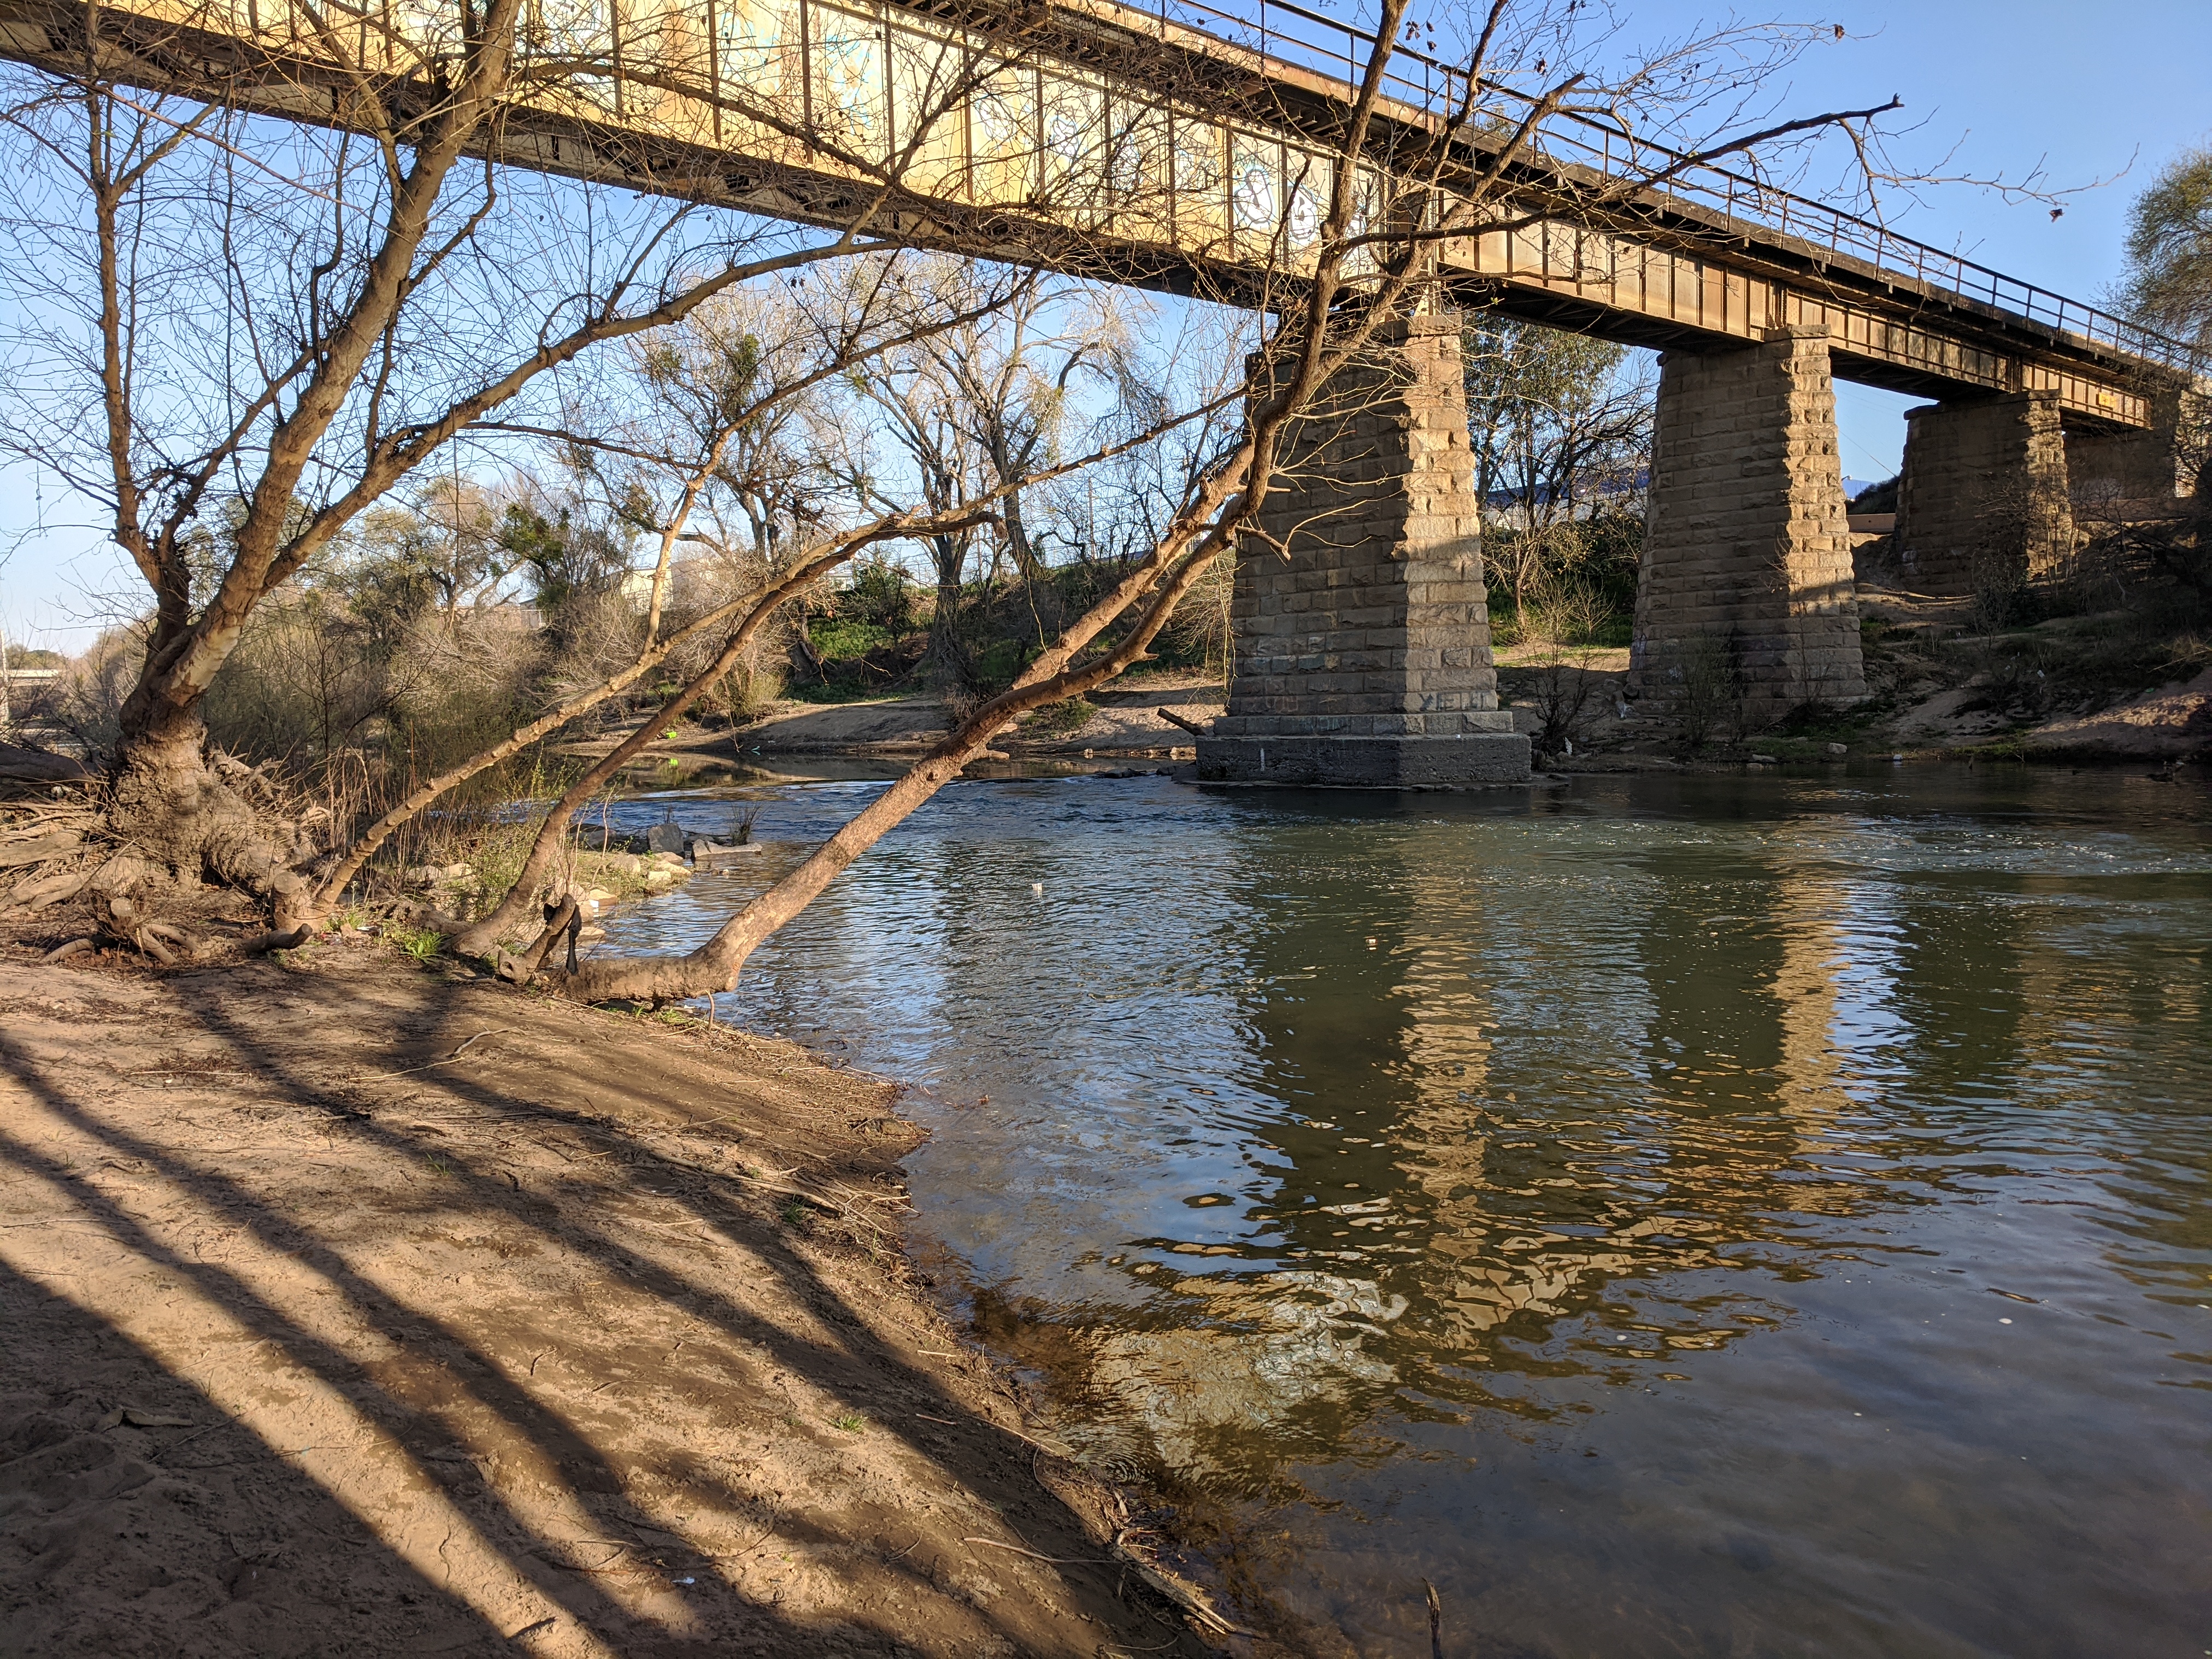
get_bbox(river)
[593,763,2212,1656]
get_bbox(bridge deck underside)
[1447,238,2145,421]
[0,0,2169,428]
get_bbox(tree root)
[4,868,91,915]
[6,743,408,963]
[239,925,313,957]
[106,734,317,933]
[130,921,198,965]
[493,898,580,985]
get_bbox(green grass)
[970,637,1027,689]
[1025,696,1093,737]
[455,815,544,914]
[1483,586,1636,652]
[808,618,897,661]
[831,1411,868,1433]
[390,926,445,962]
[778,679,904,705]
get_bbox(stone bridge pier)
[1626,324,1866,727]
[1892,392,2076,592]
[1197,314,1531,787]
[1895,386,2203,593]
[1196,308,2182,771]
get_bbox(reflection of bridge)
[4,0,2199,779]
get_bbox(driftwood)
[1155,706,1214,738]
[1109,1546,1254,1639]
[0,743,95,785]
[239,924,313,956]
[691,840,763,872]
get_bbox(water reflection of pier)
[1089,799,2052,1483]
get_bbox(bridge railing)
[1134,0,2201,376]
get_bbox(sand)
[0,943,1209,1658]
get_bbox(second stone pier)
[1893,391,2075,592]
[1628,325,1866,726]
[1197,314,1530,787]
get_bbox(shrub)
[1674,632,1742,750]
[840,555,915,633]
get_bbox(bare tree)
[1515,572,1610,759]
[2,0,1953,979]
[837,315,993,685]
[0,0,1048,940]
[928,280,1129,587]
[831,267,1137,681]
[1464,315,1652,623]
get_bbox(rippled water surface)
[596,767,2212,1656]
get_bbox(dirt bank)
[0,945,1211,1658]
[718,685,1218,767]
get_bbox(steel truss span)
[0,0,2195,425]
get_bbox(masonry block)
[1895,391,2075,593]
[1199,313,1529,787]
[2065,383,2207,514]
[1628,325,1867,728]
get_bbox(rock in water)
[645,821,689,856]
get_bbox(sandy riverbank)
[0,944,1213,1657]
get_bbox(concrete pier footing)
[1196,315,1530,787]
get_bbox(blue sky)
[3,0,2207,648]
[1766,0,2211,488]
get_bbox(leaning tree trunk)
[555,452,1257,1005]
